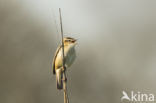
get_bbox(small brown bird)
[52,37,77,89]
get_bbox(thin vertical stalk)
[59,8,69,103]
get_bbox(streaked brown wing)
[52,45,61,74]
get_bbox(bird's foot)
[62,66,66,72]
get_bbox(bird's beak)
[72,39,77,43]
[72,39,77,45]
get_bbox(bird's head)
[63,37,77,46]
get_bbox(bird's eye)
[65,40,70,42]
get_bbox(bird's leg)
[61,66,67,82]
[62,65,66,72]
[63,67,67,82]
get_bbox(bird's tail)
[56,69,63,90]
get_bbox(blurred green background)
[0,0,156,103]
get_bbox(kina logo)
[121,91,154,102]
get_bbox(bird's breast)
[55,46,76,69]
[65,47,76,68]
